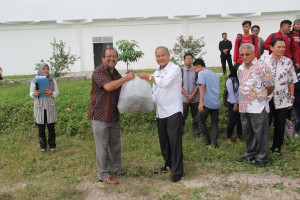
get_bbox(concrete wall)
[0,0,300,75]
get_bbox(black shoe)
[235,156,255,163]
[212,142,219,148]
[153,166,168,174]
[272,148,282,156]
[251,161,268,168]
[171,175,182,182]
[203,139,211,146]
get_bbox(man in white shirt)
[138,46,183,182]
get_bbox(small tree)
[116,40,144,72]
[171,35,206,66]
[48,38,80,77]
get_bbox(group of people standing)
[219,19,300,167]
[29,18,300,185]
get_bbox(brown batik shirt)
[88,65,122,122]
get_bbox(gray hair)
[239,43,255,54]
[155,46,170,55]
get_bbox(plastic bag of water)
[118,77,153,113]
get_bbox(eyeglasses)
[104,56,117,59]
[240,53,251,57]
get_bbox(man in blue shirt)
[193,59,220,148]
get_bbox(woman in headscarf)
[30,63,59,152]
[226,65,242,144]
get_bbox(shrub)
[48,38,80,77]
[116,40,144,72]
[171,35,206,66]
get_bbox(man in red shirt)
[263,20,300,68]
[233,21,259,67]
[291,19,300,68]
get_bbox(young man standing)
[193,59,220,148]
[263,20,300,69]
[291,19,300,138]
[251,25,265,59]
[181,53,200,138]
[233,21,259,68]
[219,33,233,75]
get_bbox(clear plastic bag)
[118,77,153,113]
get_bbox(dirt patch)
[80,173,300,200]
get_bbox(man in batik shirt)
[260,38,298,156]
[235,43,274,168]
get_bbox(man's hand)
[296,63,300,69]
[198,103,204,112]
[186,94,193,102]
[137,73,150,80]
[44,89,53,97]
[289,97,295,109]
[125,71,135,81]
[233,104,239,112]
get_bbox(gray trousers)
[92,120,122,181]
[240,110,269,162]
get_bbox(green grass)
[1,77,300,199]
[4,74,36,80]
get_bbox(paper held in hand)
[35,76,49,98]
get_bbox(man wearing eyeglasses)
[235,43,274,168]
[88,47,135,184]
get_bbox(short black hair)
[102,47,118,58]
[242,21,252,26]
[193,59,206,67]
[280,20,292,27]
[184,53,193,59]
[222,32,227,36]
[270,38,285,47]
[251,25,260,31]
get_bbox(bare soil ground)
[77,172,300,200]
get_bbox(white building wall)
[0,0,299,75]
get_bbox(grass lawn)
[1,75,300,199]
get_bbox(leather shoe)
[171,175,182,182]
[235,156,255,163]
[251,161,268,168]
[103,177,119,184]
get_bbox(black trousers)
[269,100,289,152]
[226,103,242,139]
[157,112,183,177]
[37,110,56,149]
[198,106,219,145]
[220,54,233,74]
[182,102,199,133]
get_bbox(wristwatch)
[148,75,153,81]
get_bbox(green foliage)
[171,35,206,66]
[116,40,144,71]
[48,38,80,77]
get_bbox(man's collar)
[270,54,285,63]
[159,62,171,71]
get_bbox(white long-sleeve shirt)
[152,62,183,118]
